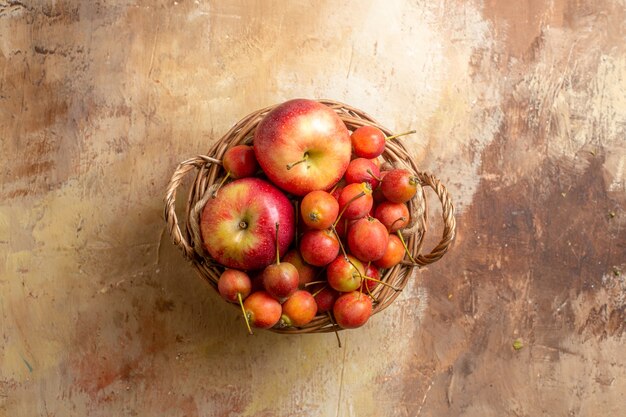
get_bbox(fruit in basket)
[299,229,340,267]
[218,269,253,334]
[374,234,406,269]
[344,158,381,189]
[337,182,373,220]
[279,290,318,327]
[262,223,299,300]
[333,291,373,329]
[300,190,339,230]
[283,249,317,288]
[223,145,259,179]
[200,177,295,271]
[253,99,352,196]
[312,285,340,313]
[347,217,389,262]
[327,255,364,292]
[244,291,282,329]
[374,201,410,233]
[381,169,418,203]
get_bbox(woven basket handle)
[164,155,222,260]
[414,172,456,265]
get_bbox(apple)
[381,169,418,203]
[280,290,318,327]
[200,177,295,270]
[337,182,373,220]
[374,201,410,232]
[312,285,340,313]
[333,291,373,329]
[223,145,259,178]
[218,269,253,334]
[327,255,364,292]
[361,263,381,293]
[244,291,282,329]
[283,249,318,288]
[300,190,339,230]
[344,158,381,189]
[299,229,340,267]
[347,217,389,262]
[350,126,386,159]
[374,234,406,269]
[253,99,352,196]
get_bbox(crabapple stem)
[327,312,342,348]
[385,129,416,141]
[366,169,382,182]
[311,284,327,298]
[286,153,309,170]
[238,292,253,335]
[330,224,349,260]
[396,230,417,264]
[212,172,231,197]
[388,216,407,233]
[304,280,326,287]
[363,275,400,291]
[275,222,280,265]
[333,191,366,228]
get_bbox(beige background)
[1,1,625,416]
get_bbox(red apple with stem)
[262,223,299,301]
[381,169,419,203]
[300,190,339,230]
[344,158,381,189]
[243,291,282,329]
[347,217,389,262]
[333,291,373,329]
[218,269,253,334]
[253,99,352,196]
[200,177,295,270]
[361,263,381,294]
[374,201,410,232]
[337,182,373,220]
[327,255,364,292]
[299,228,340,267]
[312,285,340,313]
[279,290,318,327]
[213,145,260,196]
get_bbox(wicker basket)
[164,99,456,334]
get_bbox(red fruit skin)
[372,171,388,203]
[361,263,381,293]
[313,286,340,313]
[262,262,299,300]
[374,201,410,233]
[200,177,295,271]
[326,255,364,292]
[244,291,282,329]
[333,291,373,329]
[253,99,352,196]
[351,126,386,159]
[283,249,318,288]
[218,269,252,302]
[381,169,417,203]
[280,290,318,327]
[344,158,381,189]
[299,229,340,267]
[374,234,405,269]
[223,145,259,178]
[347,217,389,262]
[300,190,339,230]
[338,182,373,220]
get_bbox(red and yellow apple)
[253,99,352,196]
[200,177,295,270]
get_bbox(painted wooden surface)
[1,1,625,416]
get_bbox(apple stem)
[238,292,253,335]
[333,191,366,228]
[363,275,401,291]
[286,153,309,170]
[327,312,342,348]
[212,172,231,198]
[311,284,327,298]
[304,280,327,288]
[330,224,349,260]
[385,129,416,141]
[274,223,280,265]
[396,230,417,264]
[366,169,382,182]
[388,216,407,233]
